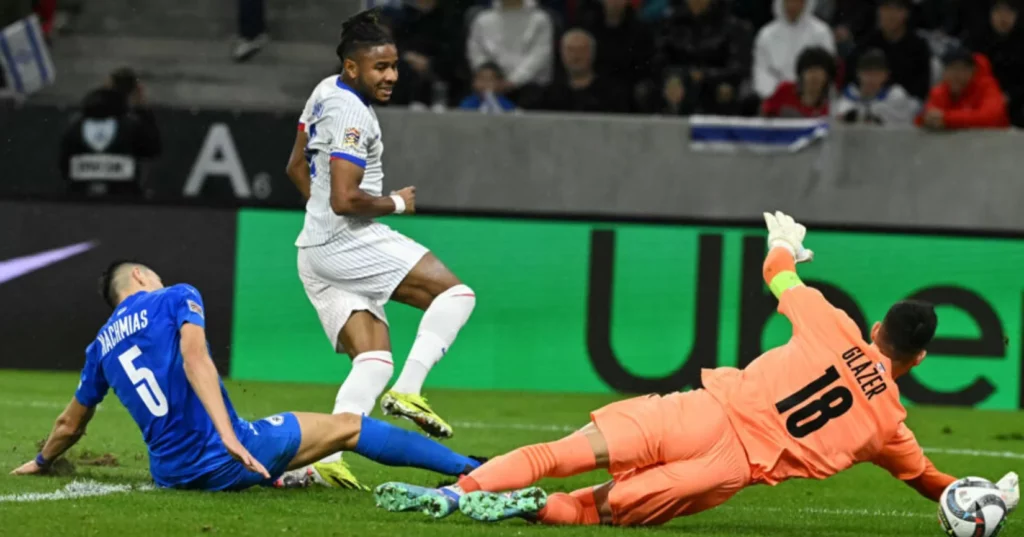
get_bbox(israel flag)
[0,14,55,99]
[689,115,830,154]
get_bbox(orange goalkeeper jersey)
[702,248,928,486]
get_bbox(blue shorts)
[188,412,303,492]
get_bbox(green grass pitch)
[0,370,1021,537]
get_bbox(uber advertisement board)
[0,200,237,373]
[3,200,1023,409]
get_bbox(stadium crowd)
[367,0,1023,129]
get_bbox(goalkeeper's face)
[348,45,399,104]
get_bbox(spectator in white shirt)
[752,0,836,99]
[466,0,555,101]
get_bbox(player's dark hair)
[880,300,938,362]
[99,259,145,309]
[336,8,394,62]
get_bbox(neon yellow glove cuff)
[769,271,803,298]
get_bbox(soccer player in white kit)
[280,8,476,490]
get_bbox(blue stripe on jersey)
[336,76,370,106]
[331,152,367,168]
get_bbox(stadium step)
[37,35,341,110]
[71,0,365,43]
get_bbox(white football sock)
[391,284,476,395]
[319,350,394,464]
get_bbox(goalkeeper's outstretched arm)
[903,458,957,501]
[763,246,805,299]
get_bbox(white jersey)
[295,75,386,247]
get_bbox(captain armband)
[768,271,804,298]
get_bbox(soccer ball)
[938,477,1008,537]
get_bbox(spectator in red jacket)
[916,47,1010,131]
[761,46,835,118]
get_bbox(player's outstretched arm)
[762,211,814,299]
[873,423,955,502]
[180,323,269,479]
[902,458,957,501]
[10,398,95,475]
[329,159,414,217]
[286,129,312,201]
[763,247,804,299]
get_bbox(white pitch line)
[0,480,153,503]
[923,448,1024,460]
[731,505,932,519]
[452,421,580,433]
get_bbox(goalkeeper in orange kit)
[372,211,1020,526]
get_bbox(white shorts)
[297,220,429,352]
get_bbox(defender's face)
[355,45,399,103]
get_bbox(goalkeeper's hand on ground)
[763,210,814,263]
[998,471,1019,513]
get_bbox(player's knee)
[332,412,362,450]
[437,283,476,311]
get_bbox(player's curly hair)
[99,259,146,310]
[336,7,394,62]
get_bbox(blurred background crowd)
[0,0,1020,203]
[3,0,1022,128]
[362,0,1023,129]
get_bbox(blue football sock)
[354,416,481,476]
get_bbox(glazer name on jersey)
[841,347,888,400]
[99,311,149,356]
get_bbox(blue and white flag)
[689,115,829,154]
[0,14,55,98]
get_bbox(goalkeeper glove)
[998,471,1019,513]
[763,210,814,263]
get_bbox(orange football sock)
[458,433,596,492]
[536,487,601,525]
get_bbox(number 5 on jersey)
[118,345,169,417]
[775,366,854,438]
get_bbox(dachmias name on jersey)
[99,310,150,356]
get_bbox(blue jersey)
[74,284,243,487]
